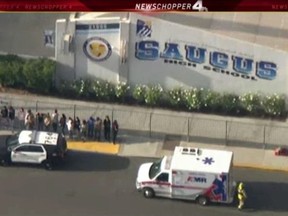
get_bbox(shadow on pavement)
[57,150,130,172]
[144,180,288,213]
[243,181,288,212]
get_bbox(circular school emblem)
[83,37,112,62]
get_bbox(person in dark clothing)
[87,116,95,139]
[103,116,111,142]
[59,114,67,135]
[36,112,44,131]
[74,117,81,139]
[8,106,15,119]
[81,119,88,141]
[8,106,15,131]
[94,117,102,141]
[1,106,8,118]
[112,120,119,144]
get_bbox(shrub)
[183,88,202,111]
[114,82,130,103]
[102,81,115,102]
[91,80,115,102]
[0,62,14,86]
[91,80,103,100]
[144,84,163,106]
[0,55,25,88]
[200,89,222,112]
[0,54,23,62]
[70,79,94,98]
[132,84,147,104]
[0,52,286,120]
[262,94,286,117]
[23,58,55,93]
[70,79,82,98]
[220,93,241,115]
[167,87,186,109]
[239,92,264,116]
[58,80,76,97]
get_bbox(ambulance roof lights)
[181,147,200,156]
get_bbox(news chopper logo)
[136,19,152,38]
[134,0,208,11]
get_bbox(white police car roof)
[18,130,59,145]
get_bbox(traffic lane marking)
[67,141,120,154]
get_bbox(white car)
[0,130,67,170]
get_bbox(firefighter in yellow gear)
[237,182,247,210]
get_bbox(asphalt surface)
[0,148,287,216]
[0,13,70,57]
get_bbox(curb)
[234,163,288,173]
[119,147,288,173]
[67,141,120,155]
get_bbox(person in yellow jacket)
[237,182,247,210]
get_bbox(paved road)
[0,150,288,216]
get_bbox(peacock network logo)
[83,37,112,62]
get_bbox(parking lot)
[0,149,288,216]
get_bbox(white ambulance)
[136,146,236,205]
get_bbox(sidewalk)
[68,140,119,155]
[117,133,288,172]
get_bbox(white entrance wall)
[55,13,288,98]
[129,13,288,96]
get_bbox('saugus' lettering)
[160,43,183,60]
[210,52,228,69]
[135,40,277,81]
[256,61,277,80]
[185,46,206,64]
[232,56,253,74]
[135,40,159,60]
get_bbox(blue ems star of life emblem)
[203,157,215,165]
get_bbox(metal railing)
[1,97,288,149]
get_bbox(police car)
[0,130,67,170]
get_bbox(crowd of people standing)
[0,106,119,144]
